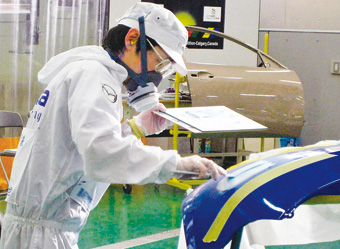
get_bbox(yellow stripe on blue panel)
[203,152,336,243]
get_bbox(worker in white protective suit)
[0,3,226,249]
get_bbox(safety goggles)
[147,39,175,78]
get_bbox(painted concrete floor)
[78,184,184,249]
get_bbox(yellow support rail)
[167,73,200,191]
[170,73,191,150]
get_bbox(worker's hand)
[176,155,227,180]
[134,103,170,136]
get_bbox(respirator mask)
[107,16,175,112]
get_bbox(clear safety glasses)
[147,39,175,78]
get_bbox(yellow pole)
[264,33,269,54]
[260,138,265,152]
[174,73,181,109]
[261,33,269,152]
[172,73,181,150]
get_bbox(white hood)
[38,46,127,85]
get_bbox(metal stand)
[230,227,243,249]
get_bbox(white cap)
[118,2,188,76]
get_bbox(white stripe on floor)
[93,228,181,249]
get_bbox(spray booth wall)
[0,0,109,129]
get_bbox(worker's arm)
[68,61,178,184]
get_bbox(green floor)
[78,184,185,249]
[1,184,340,248]
[78,184,340,249]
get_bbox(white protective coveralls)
[0,45,178,249]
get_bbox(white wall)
[260,0,340,31]
[109,0,138,28]
[259,0,340,145]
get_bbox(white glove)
[176,155,227,180]
[134,103,170,136]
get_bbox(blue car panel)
[182,143,340,249]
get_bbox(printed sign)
[142,0,225,49]
[203,6,222,22]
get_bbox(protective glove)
[128,103,170,138]
[176,155,227,180]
